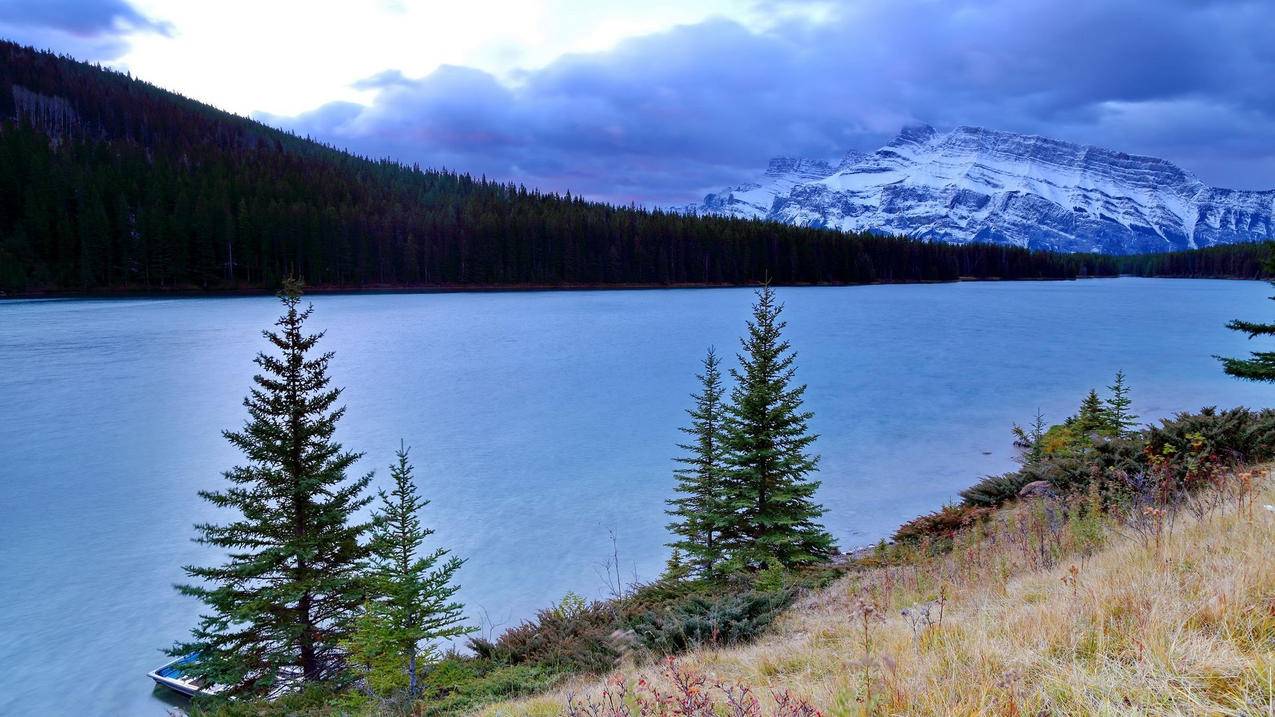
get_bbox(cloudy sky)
[3,0,1273,204]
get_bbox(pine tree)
[1220,254,1275,382]
[171,279,374,696]
[366,442,472,696]
[720,283,834,569]
[661,547,692,582]
[1104,370,1138,436]
[1011,409,1047,465]
[342,601,402,697]
[666,347,730,578]
[1072,389,1112,437]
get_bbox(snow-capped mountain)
[684,125,1275,254]
[692,154,861,219]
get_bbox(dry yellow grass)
[478,471,1275,717]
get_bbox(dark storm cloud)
[0,0,169,36]
[0,0,170,59]
[267,0,1275,204]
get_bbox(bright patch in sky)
[117,0,757,116]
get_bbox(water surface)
[2,278,1273,714]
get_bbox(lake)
[2,278,1274,714]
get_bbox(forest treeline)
[3,41,1272,296]
[0,40,1113,294]
[1112,241,1274,279]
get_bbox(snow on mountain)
[684,125,1275,254]
[682,156,839,220]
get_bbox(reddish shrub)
[892,504,991,546]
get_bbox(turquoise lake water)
[2,278,1274,714]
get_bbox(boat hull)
[146,654,222,699]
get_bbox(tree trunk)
[299,593,317,681]
[408,651,418,696]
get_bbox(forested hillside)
[1115,241,1274,279]
[0,41,1116,294]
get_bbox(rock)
[1018,480,1057,499]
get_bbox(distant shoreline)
[0,274,1138,301]
[3,273,1268,301]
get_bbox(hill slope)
[0,42,1110,294]
[686,125,1275,255]
[484,473,1275,716]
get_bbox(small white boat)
[147,654,224,698]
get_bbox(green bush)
[629,588,794,654]
[190,683,343,717]
[464,573,812,684]
[484,596,623,673]
[1145,407,1275,468]
[418,661,564,717]
[1035,435,1146,497]
[955,406,1275,520]
[960,472,1032,507]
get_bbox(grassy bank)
[479,470,1275,717]
[196,402,1275,717]
[188,386,1275,717]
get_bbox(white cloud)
[264,0,1275,204]
[108,0,755,116]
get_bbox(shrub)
[626,576,708,606]
[1036,435,1146,497]
[469,576,809,684]
[489,597,623,673]
[1104,407,1275,516]
[629,589,795,654]
[1145,407,1275,471]
[190,684,343,717]
[960,472,1032,508]
[1039,422,1083,455]
[466,635,500,661]
[1065,482,1108,558]
[892,504,991,547]
[420,662,564,717]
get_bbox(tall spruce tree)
[366,442,471,696]
[1105,370,1138,436]
[666,347,730,577]
[172,279,374,696]
[720,283,834,569]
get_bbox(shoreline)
[0,274,1120,301]
[4,273,1268,302]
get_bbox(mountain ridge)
[684,125,1275,254]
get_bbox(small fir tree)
[1073,389,1112,437]
[172,279,374,696]
[665,347,730,577]
[1104,370,1138,436]
[342,602,404,697]
[661,547,692,582]
[367,442,473,696]
[1011,409,1047,465]
[720,283,834,569]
